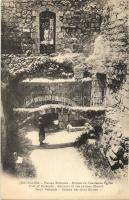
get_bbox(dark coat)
[38,121,45,142]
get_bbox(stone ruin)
[1,0,129,174]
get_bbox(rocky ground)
[75,136,128,181]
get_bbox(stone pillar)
[91,74,106,106]
[90,74,96,106]
[58,109,69,129]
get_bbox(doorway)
[39,10,56,54]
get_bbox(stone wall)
[74,0,129,170]
[14,105,105,130]
[101,0,129,128]
[101,0,128,92]
[1,0,104,55]
[12,79,92,108]
[100,0,129,169]
[1,83,20,171]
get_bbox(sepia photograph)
[1,0,129,199]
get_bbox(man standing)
[38,116,45,146]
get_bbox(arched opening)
[39,112,59,132]
[24,96,77,108]
[39,10,56,54]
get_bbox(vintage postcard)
[1,0,129,199]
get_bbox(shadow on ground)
[30,142,74,150]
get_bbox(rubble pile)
[102,109,129,170]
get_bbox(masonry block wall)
[1,0,104,55]
[13,80,92,108]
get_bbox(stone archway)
[24,95,77,108]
